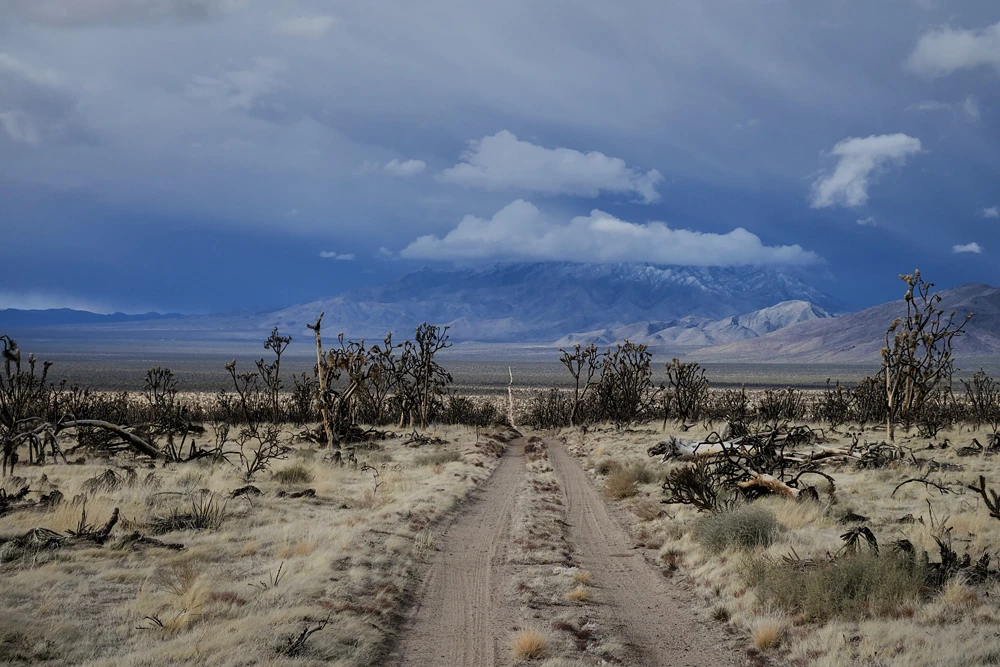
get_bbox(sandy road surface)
[546,438,739,667]
[390,437,740,666]
[390,441,526,666]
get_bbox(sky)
[0,0,998,314]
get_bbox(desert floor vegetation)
[0,423,506,666]
[564,420,1000,667]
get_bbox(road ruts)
[546,438,741,667]
[389,440,525,667]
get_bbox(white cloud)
[319,251,355,261]
[3,0,245,27]
[275,15,338,40]
[359,158,427,177]
[953,242,982,254]
[438,130,663,203]
[963,95,981,121]
[383,159,426,177]
[186,57,282,111]
[908,21,1000,77]
[809,134,922,209]
[906,95,980,121]
[979,206,999,219]
[375,247,395,260]
[0,289,114,313]
[400,200,819,266]
[856,217,876,226]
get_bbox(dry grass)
[566,585,590,602]
[750,618,783,651]
[571,570,592,585]
[564,420,1000,667]
[0,423,499,666]
[511,628,548,660]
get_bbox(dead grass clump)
[744,551,926,621]
[751,619,783,651]
[693,504,778,553]
[511,628,548,660]
[414,449,461,467]
[272,464,313,485]
[149,492,227,534]
[572,570,592,585]
[566,585,590,602]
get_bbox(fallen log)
[56,420,159,459]
[737,474,800,499]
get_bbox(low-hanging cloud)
[953,242,983,254]
[400,200,819,267]
[908,21,1000,77]
[809,134,922,209]
[438,131,663,203]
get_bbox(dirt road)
[390,438,740,666]
[547,438,739,667]
[390,442,525,666]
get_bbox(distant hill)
[265,262,842,343]
[697,283,999,363]
[556,300,834,347]
[0,308,181,328]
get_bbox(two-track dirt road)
[389,438,740,667]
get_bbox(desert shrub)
[595,458,618,476]
[518,389,572,429]
[437,394,504,427]
[756,387,806,425]
[744,550,926,621]
[272,464,313,485]
[665,358,709,423]
[694,504,778,553]
[812,380,853,429]
[414,449,461,466]
[704,386,751,425]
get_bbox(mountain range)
[2,263,998,365]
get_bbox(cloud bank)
[2,0,243,27]
[908,21,1000,77]
[401,200,818,267]
[438,131,663,203]
[809,134,922,209]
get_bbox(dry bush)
[631,498,662,521]
[271,463,313,485]
[511,628,548,660]
[744,550,926,621]
[693,504,778,553]
[566,585,590,602]
[572,570,592,585]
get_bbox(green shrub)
[414,449,461,466]
[693,505,778,553]
[272,464,313,486]
[743,550,926,621]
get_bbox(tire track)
[546,438,740,667]
[390,440,526,666]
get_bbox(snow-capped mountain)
[266,262,841,343]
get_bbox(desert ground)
[4,341,1000,666]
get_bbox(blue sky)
[0,0,998,314]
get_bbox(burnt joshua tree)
[558,343,601,427]
[881,270,972,442]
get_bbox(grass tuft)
[272,464,313,485]
[566,585,590,602]
[414,449,462,467]
[751,620,783,651]
[511,628,548,660]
